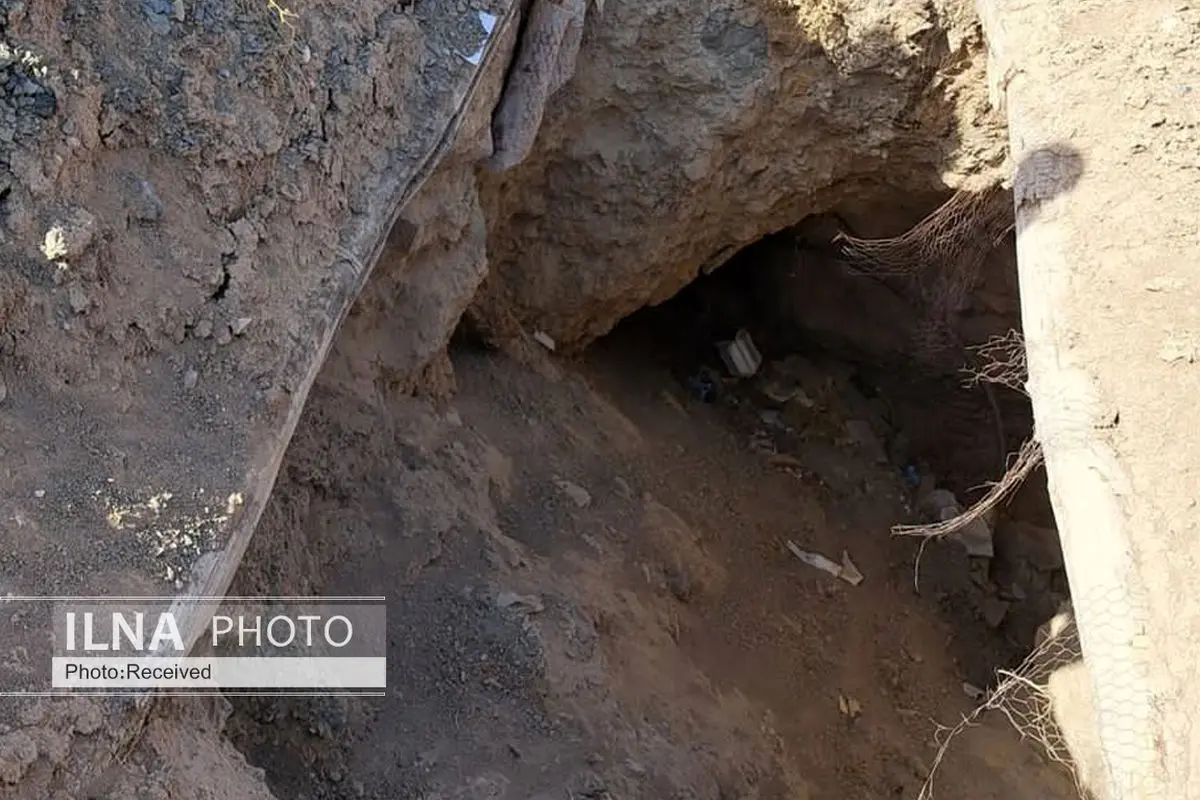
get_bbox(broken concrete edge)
[978,0,1170,795]
[110,0,524,740]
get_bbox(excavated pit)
[216,192,1077,800]
[4,1,1186,796]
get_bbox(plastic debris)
[786,541,863,586]
[533,330,556,351]
[902,463,921,488]
[716,329,762,378]
[461,10,499,65]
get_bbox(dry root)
[964,329,1028,395]
[893,438,1043,539]
[835,184,1014,369]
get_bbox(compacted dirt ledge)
[0,1,517,792]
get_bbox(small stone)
[843,418,889,464]
[553,478,592,508]
[30,92,57,119]
[952,517,994,559]
[12,77,40,96]
[33,489,45,499]
[495,591,544,614]
[216,327,233,346]
[0,373,7,404]
[183,368,198,390]
[663,565,694,603]
[613,477,633,500]
[193,319,213,339]
[980,596,1010,628]
[998,521,1064,572]
[0,731,38,785]
[67,285,88,313]
[126,177,164,222]
[72,703,103,735]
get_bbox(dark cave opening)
[593,199,1044,515]
[581,193,1069,652]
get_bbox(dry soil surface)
[214,331,1079,800]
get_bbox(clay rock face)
[475,0,1006,351]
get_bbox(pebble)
[495,591,544,613]
[0,373,7,404]
[193,319,213,339]
[216,327,233,346]
[127,177,164,222]
[980,596,1010,628]
[67,285,88,313]
[0,731,39,785]
[183,368,198,390]
[12,78,41,96]
[613,476,633,500]
[554,478,592,508]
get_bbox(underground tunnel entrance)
[219,192,1078,800]
[582,191,1067,642]
[593,200,1040,502]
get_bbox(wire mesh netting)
[831,184,1141,799]
[834,183,1015,372]
[919,610,1092,800]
